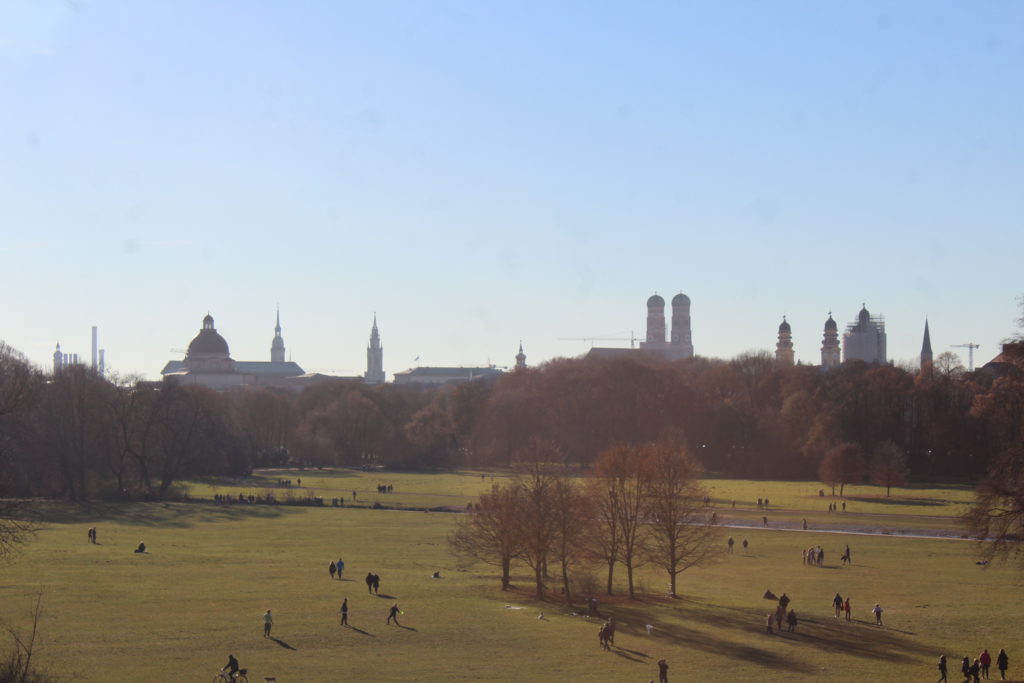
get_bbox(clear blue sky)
[2,1,1021,378]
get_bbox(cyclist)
[222,654,240,680]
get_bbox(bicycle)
[213,668,248,683]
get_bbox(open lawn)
[2,473,1022,682]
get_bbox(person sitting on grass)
[134,541,146,553]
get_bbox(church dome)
[779,317,791,333]
[858,306,871,326]
[672,293,690,307]
[187,315,230,357]
[647,294,665,308]
[824,315,837,331]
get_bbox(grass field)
[2,470,1021,682]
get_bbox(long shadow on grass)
[608,597,935,669]
[346,626,375,637]
[376,594,397,600]
[32,501,299,528]
[270,637,296,650]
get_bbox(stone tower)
[365,315,385,384]
[645,294,666,344]
[270,307,286,363]
[53,342,63,374]
[776,317,794,365]
[515,341,527,370]
[821,313,840,368]
[670,293,694,359]
[920,320,933,369]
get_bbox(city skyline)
[3,1,1021,378]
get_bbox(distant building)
[392,366,503,386]
[161,313,305,389]
[920,320,933,369]
[588,292,694,362]
[821,313,840,368]
[775,317,794,365]
[365,315,385,384]
[515,342,527,370]
[52,342,84,373]
[842,304,887,364]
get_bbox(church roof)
[162,360,305,376]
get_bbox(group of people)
[765,592,798,633]
[803,545,826,566]
[86,527,98,543]
[328,558,345,579]
[938,649,1009,682]
[376,483,394,493]
[276,478,299,487]
[365,572,381,594]
[756,497,771,508]
[826,501,846,512]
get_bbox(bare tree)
[591,443,649,599]
[449,483,525,590]
[584,474,620,595]
[514,454,560,600]
[643,443,718,598]
[0,343,38,557]
[549,476,591,607]
[870,440,909,496]
[964,446,1024,565]
[819,442,866,497]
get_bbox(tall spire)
[515,341,527,370]
[920,319,933,369]
[270,307,286,363]
[365,314,385,384]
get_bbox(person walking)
[657,658,669,683]
[337,558,345,578]
[263,609,273,638]
[844,597,851,621]
[980,650,991,679]
[742,539,748,552]
[996,649,1008,680]
[872,603,883,626]
[329,561,337,579]
[786,610,797,633]
[727,537,734,554]
[962,657,972,683]
[970,658,981,683]
[340,598,348,626]
[936,654,947,683]
[372,573,380,594]
[365,572,374,594]
[833,593,844,618]
[387,603,401,626]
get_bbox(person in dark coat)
[340,598,348,626]
[997,649,1008,680]
[962,657,972,683]
[366,572,374,594]
[329,561,337,579]
[936,654,947,683]
[657,658,669,683]
[386,603,401,625]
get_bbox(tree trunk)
[501,556,511,590]
[534,565,544,600]
[561,561,573,607]
[605,560,614,595]
[626,563,635,599]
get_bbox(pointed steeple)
[365,314,385,384]
[270,307,286,363]
[920,319,933,369]
[515,341,527,370]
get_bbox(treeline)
[1,336,1021,500]
[450,442,717,602]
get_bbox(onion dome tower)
[670,293,694,358]
[776,317,794,365]
[645,294,666,344]
[515,341,527,370]
[270,307,286,363]
[821,313,840,368]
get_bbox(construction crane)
[951,343,980,372]
[559,332,639,349]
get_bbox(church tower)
[920,319,933,369]
[776,317,794,365]
[644,294,666,344]
[365,315,385,384]
[821,313,840,368]
[670,293,694,359]
[53,342,63,374]
[270,307,286,363]
[515,341,527,370]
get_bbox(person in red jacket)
[979,649,992,679]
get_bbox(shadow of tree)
[596,596,937,672]
[32,501,297,528]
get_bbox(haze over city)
[3,1,1021,379]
